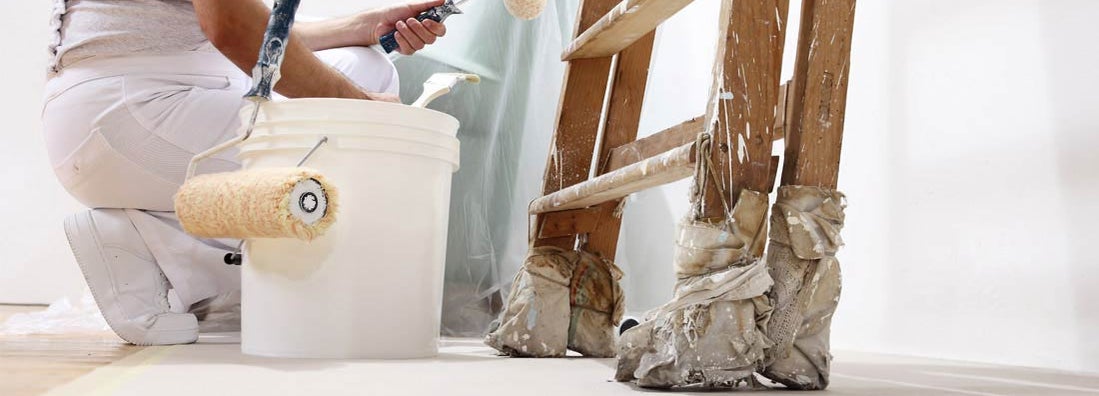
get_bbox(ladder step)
[530,142,696,214]
[605,115,705,172]
[562,0,695,61]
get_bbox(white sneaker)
[64,209,198,345]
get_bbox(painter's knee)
[316,46,400,95]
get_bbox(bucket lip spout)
[251,98,461,135]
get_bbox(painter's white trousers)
[42,48,400,312]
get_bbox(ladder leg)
[763,0,856,390]
[533,0,620,250]
[615,0,793,388]
[781,0,856,189]
[489,0,654,359]
[702,0,791,217]
[582,31,657,261]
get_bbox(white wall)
[0,2,88,304]
[840,0,1099,374]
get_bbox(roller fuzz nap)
[175,167,338,241]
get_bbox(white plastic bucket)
[235,98,460,359]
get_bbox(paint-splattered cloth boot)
[485,246,624,357]
[761,185,846,390]
[616,190,774,389]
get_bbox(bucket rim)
[255,98,460,133]
[236,133,461,172]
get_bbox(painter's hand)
[374,0,449,56]
[365,92,401,103]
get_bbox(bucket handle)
[221,135,328,266]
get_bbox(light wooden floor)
[0,305,143,396]
[4,304,1099,395]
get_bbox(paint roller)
[175,0,337,266]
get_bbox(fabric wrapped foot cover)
[485,246,624,357]
[761,185,846,390]
[616,190,774,389]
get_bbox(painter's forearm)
[193,0,368,99]
[296,13,381,51]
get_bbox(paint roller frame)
[186,0,302,180]
[180,0,334,265]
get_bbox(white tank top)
[49,0,215,75]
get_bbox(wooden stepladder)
[531,0,855,272]
[489,0,856,375]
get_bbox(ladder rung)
[562,0,695,61]
[530,142,696,214]
[605,115,705,172]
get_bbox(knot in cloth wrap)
[485,246,625,357]
[761,185,846,390]
[505,0,548,20]
[175,167,338,241]
[616,189,775,389]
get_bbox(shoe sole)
[64,211,198,346]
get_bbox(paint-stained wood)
[536,0,621,250]
[542,57,613,196]
[541,0,620,196]
[538,207,603,238]
[530,143,696,215]
[562,0,694,60]
[781,0,856,189]
[701,0,789,218]
[595,32,657,175]
[605,115,705,172]
[584,32,658,261]
[585,201,624,261]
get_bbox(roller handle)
[187,0,301,180]
[378,0,463,53]
[244,0,302,100]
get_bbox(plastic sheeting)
[0,293,110,335]
[393,0,579,337]
[0,290,242,336]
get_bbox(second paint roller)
[176,0,338,242]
